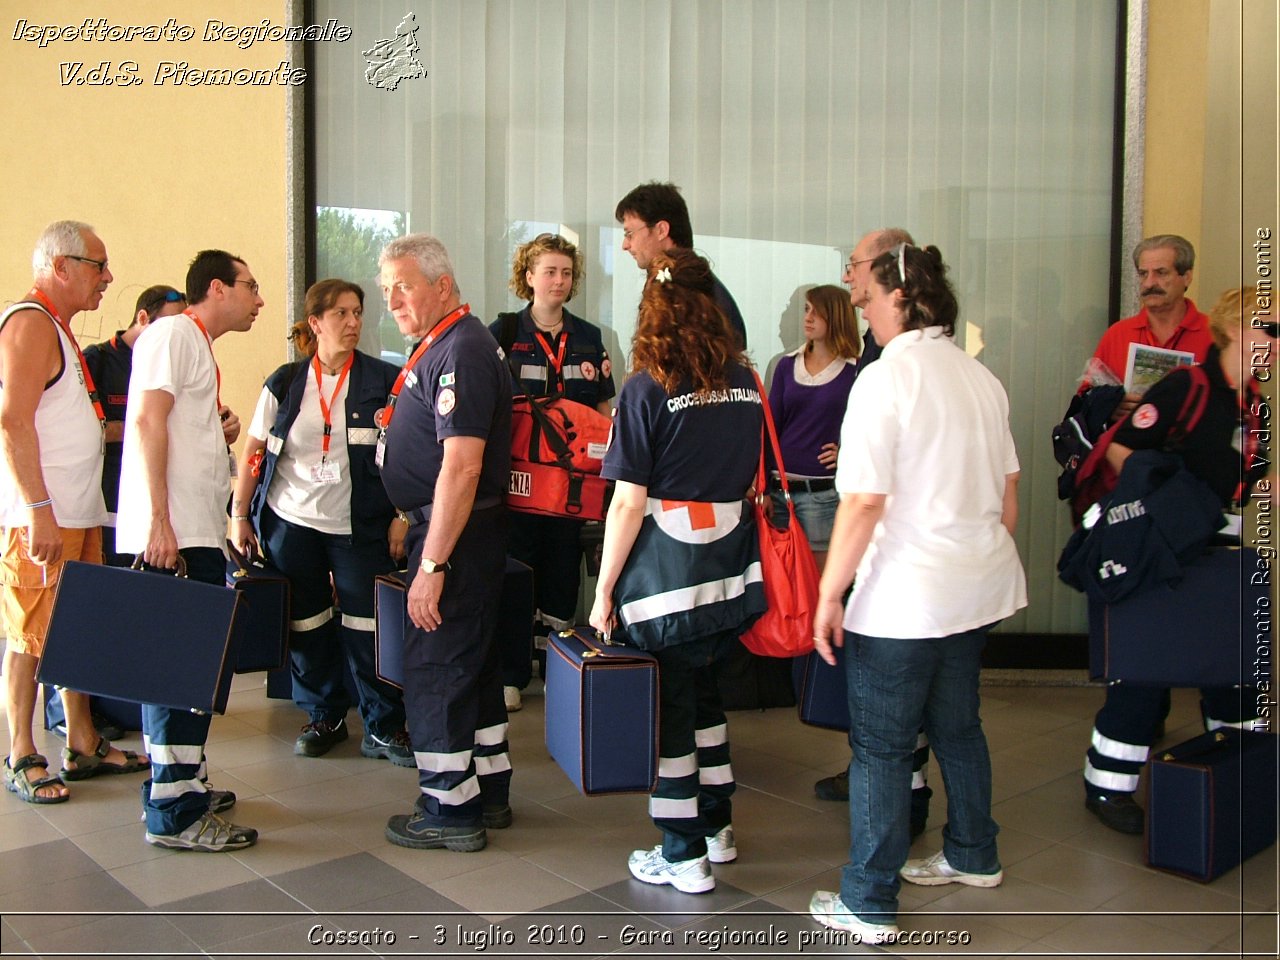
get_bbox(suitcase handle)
[130,554,188,578]
[225,539,267,577]
[1156,731,1230,763]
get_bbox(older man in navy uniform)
[377,234,513,853]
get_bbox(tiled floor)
[1,676,1276,959]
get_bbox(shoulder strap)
[497,311,521,356]
[1166,364,1212,446]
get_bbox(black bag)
[1051,384,1124,501]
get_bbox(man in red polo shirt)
[1091,234,1213,423]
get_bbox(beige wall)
[0,0,291,444]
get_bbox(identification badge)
[311,459,342,485]
[375,435,386,468]
[228,449,238,479]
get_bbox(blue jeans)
[841,626,1000,923]
[258,507,405,738]
[769,487,838,551]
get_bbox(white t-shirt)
[248,368,353,535]
[116,314,230,552]
[836,329,1027,638]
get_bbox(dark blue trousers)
[140,547,223,836]
[402,506,510,826]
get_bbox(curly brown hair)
[631,249,745,395]
[509,233,583,302]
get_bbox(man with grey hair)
[812,227,934,839]
[1089,233,1213,423]
[375,234,513,853]
[0,220,149,804]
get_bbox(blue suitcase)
[226,542,290,673]
[39,561,243,715]
[374,558,534,689]
[545,628,658,795]
[793,645,849,731]
[1089,548,1258,686]
[1146,728,1277,882]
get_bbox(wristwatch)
[420,557,450,574]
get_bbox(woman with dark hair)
[807,245,1026,942]
[490,233,614,712]
[767,284,861,564]
[589,248,764,895]
[231,279,412,765]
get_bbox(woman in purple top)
[767,284,860,562]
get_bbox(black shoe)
[1085,789,1144,834]
[815,769,849,802]
[294,719,348,757]
[910,785,932,840]
[483,804,513,830]
[360,730,415,767]
[51,713,125,742]
[385,812,487,851]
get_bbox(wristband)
[24,498,53,510]
[231,514,251,521]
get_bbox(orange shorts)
[0,525,102,657]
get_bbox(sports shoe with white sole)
[899,850,1003,887]
[627,845,715,894]
[146,811,258,852]
[808,891,899,944]
[706,825,737,863]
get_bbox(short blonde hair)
[1208,286,1258,349]
[509,233,583,302]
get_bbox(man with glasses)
[116,249,260,851]
[811,227,934,841]
[615,181,748,349]
[0,220,149,805]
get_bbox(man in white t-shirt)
[117,249,261,851]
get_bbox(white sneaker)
[503,686,523,712]
[627,845,715,894]
[899,850,1003,887]
[808,891,899,944]
[706,825,737,863]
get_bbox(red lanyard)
[312,353,353,460]
[183,310,222,411]
[380,304,469,429]
[534,329,568,378]
[29,290,106,427]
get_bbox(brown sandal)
[61,737,148,781]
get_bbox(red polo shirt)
[1090,299,1214,385]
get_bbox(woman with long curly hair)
[589,248,764,895]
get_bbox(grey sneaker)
[207,788,236,814]
[145,811,258,852]
[360,730,415,767]
[706,825,737,863]
[808,891,899,944]
[899,851,1003,887]
[627,846,714,894]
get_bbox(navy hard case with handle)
[545,627,659,795]
[793,644,849,731]
[39,560,243,715]
[225,541,290,673]
[1146,728,1277,882]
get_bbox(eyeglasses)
[622,225,650,241]
[844,256,874,274]
[232,278,260,295]
[65,254,108,273]
[888,242,911,286]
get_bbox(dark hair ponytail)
[869,243,958,336]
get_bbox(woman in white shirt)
[232,280,411,766]
[807,244,1026,943]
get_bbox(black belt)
[769,475,835,493]
[401,495,503,527]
